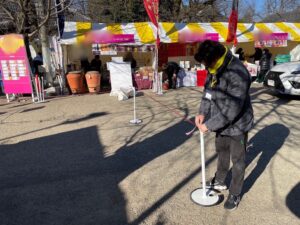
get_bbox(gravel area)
[0,84,299,225]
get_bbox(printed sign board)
[0,34,32,94]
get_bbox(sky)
[182,0,266,13]
[254,0,265,12]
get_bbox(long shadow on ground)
[224,124,290,198]
[0,120,191,225]
[242,124,290,196]
[286,182,300,218]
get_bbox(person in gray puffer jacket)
[194,40,254,211]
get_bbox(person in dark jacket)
[32,52,43,76]
[236,48,245,61]
[90,55,102,73]
[164,62,180,89]
[257,48,272,83]
[249,47,262,63]
[124,52,137,70]
[194,40,254,211]
[80,56,90,74]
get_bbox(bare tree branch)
[6,0,21,8]
[1,5,15,21]
[28,0,52,37]
[51,0,73,11]
[50,0,75,16]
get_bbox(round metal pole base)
[191,188,219,207]
[130,119,142,125]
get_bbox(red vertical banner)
[143,0,159,27]
[144,0,160,94]
[226,0,239,44]
[143,0,159,45]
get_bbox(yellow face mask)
[208,47,228,75]
[208,48,228,88]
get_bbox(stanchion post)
[200,132,207,198]
[41,76,45,102]
[34,76,39,102]
[34,75,41,103]
[31,92,35,103]
[190,131,219,206]
[38,77,41,102]
[6,94,10,103]
[129,87,142,125]
[157,72,163,95]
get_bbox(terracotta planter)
[67,71,85,94]
[85,71,101,93]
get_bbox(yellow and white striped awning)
[61,22,300,45]
[160,22,300,43]
[61,22,157,45]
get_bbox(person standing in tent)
[90,55,102,73]
[124,52,137,71]
[163,62,180,89]
[80,56,90,74]
[194,40,254,211]
[249,48,262,63]
[257,49,272,83]
[235,48,245,61]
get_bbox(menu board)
[0,34,32,94]
[1,59,28,80]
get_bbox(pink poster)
[0,34,32,94]
[179,32,219,43]
[255,33,288,48]
[85,31,135,44]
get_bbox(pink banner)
[0,34,32,94]
[256,33,288,41]
[179,32,219,43]
[255,32,288,47]
[85,32,135,44]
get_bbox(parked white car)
[264,62,300,95]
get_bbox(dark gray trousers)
[215,133,248,196]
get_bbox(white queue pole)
[200,131,207,198]
[31,92,35,103]
[35,76,42,103]
[38,77,42,102]
[34,76,39,102]
[190,132,219,206]
[157,72,163,95]
[41,76,45,102]
[129,86,142,125]
[6,94,10,103]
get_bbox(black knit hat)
[194,40,226,67]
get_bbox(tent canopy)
[61,22,300,45]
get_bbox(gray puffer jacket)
[199,51,254,136]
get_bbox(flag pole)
[143,0,161,95]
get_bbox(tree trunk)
[40,24,54,84]
[35,0,53,84]
[24,34,33,66]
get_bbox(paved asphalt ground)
[0,84,299,225]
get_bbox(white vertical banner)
[152,47,158,93]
